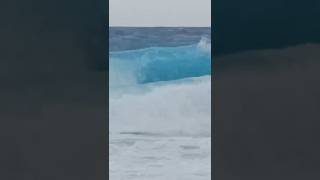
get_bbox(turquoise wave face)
[110,42,211,87]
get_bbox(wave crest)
[197,36,211,52]
[110,39,211,89]
[109,37,211,137]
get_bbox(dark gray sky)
[109,0,211,27]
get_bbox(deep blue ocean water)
[109,27,211,51]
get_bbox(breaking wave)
[109,38,211,136]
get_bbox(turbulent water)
[109,27,211,180]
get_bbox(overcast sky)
[109,0,211,27]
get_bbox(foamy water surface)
[109,27,211,180]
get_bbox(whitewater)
[109,27,211,180]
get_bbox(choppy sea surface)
[109,27,211,180]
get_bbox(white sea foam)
[110,135,211,180]
[110,75,211,136]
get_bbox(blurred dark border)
[213,1,320,180]
[0,0,108,179]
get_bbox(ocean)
[109,27,211,180]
